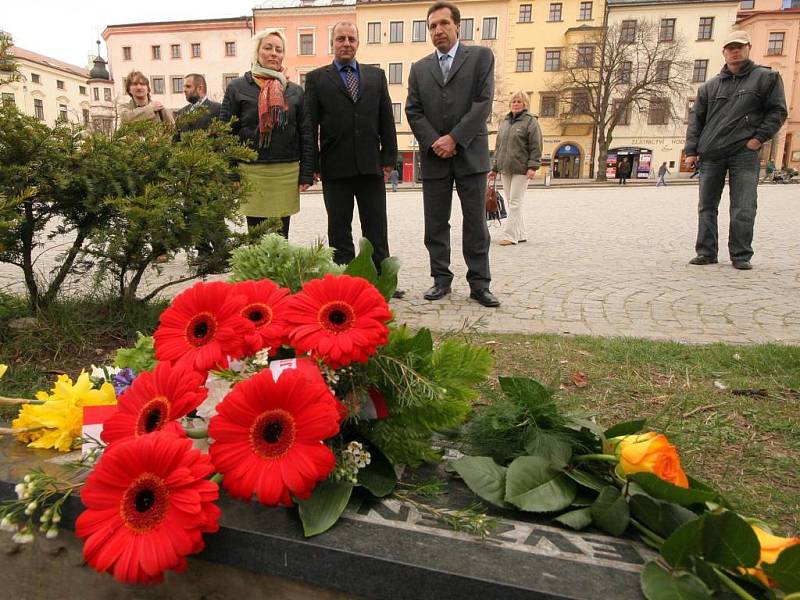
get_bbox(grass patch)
[0,294,165,419]
[1,300,797,535]
[480,333,800,535]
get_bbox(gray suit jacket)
[405,43,494,180]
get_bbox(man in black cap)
[684,30,787,271]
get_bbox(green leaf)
[701,512,760,569]
[505,456,577,513]
[604,419,647,439]
[451,456,508,508]
[629,473,718,506]
[554,507,593,531]
[498,377,556,412]
[523,430,573,467]
[640,561,713,600]
[590,486,630,536]
[357,444,397,497]
[297,479,354,537]
[630,494,699,539]
[375,256,400,300]
[562,468,604,492]
[688,557,722,593]
[344,238,379,284]
[661,517,705,568]
[763,544,800,593]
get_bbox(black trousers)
[322,175,389,270]
[246,216,290,239]
[422,172,490,291]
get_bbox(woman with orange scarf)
[220,29,314,238]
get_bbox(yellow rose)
[610,432,689,488]
[742,524,800,587]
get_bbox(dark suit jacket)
[405,44,494,180]
[304,63,398,180]
[175,98,221,132]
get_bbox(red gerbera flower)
[208,367,341,506]
[154,281,255,373]
[101,361,208,446]
[285,274,392,369]
[76,433,220,584]
[231,279,291,355]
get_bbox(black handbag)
[485,180,507,223]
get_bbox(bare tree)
[548,20,692,180]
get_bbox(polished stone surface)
[0,434,655,599]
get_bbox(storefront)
[607,147,653,179]
[552,143,582,179]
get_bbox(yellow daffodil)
[0,363,7,379]
[12,371,116,452]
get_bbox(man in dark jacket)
[304,21,399,287]
[406,1,498,307]
[175,74,221,133]
[684,31,787,270]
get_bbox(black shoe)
[392,289,406,299]
[423,284,451,301]
[469,288,500,307]
[732,260,752,270]
[689,255,718,265]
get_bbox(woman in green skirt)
[220,28,314,237]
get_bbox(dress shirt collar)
[334,59,359,73]
[436,40,460,62]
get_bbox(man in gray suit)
[406,1,498,307]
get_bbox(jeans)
[695,147,759,262]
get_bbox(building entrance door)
[553,144,581,179]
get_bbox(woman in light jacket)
[220,28,314,238]
[489,91,542,246]
[119,71,175,127]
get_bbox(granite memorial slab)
[0,434,654,599]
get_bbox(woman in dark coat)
[220,28,314,237]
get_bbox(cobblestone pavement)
[3,184,798,344]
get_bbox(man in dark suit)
[304,22,400,286]
[406,1,499,307]
[175,74,221,133]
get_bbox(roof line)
[104,16,252,30]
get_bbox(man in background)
[175,74,221,133]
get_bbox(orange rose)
[610,432,689,488]
[742,524,800,587]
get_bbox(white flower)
[0,517,17,532]
[252,349,271,367]
[45,527,59,539]
[14,483,25,499]
[51,514,61,524]
[12,530,34,544]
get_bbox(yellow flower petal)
[0,364,7,379]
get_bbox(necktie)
[439,54,451,81]
[342,65,359,101]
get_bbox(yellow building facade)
[504,0,602,178]
[606,0,739,179]
[355,0,510,181]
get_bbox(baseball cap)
[723,31,751,47]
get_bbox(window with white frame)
[299,33,314,55]
[516,50,532,72]
[548,3,563,21]
[697,17,714,40]
[767,32,785,54]
[460,18,474,40]
[367,22,381,43]
[412,20,426,42]
[390,21,403,43]
[482,17,498,39]
[171,44,181,59]
[151,76,165,95]
[171,76,183,94]
[192,43,201,58]
[152,45,161,60]
[388,63,403,84]
[579,2,593,20]
[692,60,708,83]
[392,103,401,124]
[544,49,561,71]
[519,4,532,22]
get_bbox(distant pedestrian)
[763,159,776,182]
[489,90,541,246]
[656,162,670,186]
[618,159,631,185]
[389,168,399,192]
[684,30,787,271]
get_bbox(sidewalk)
[2,186,797,345]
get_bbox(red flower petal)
[208,367,340,506]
